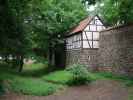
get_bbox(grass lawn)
[42,71,73,84]
[9,77,63,96]
[43,70,133,86]
[128,87,133,100]
[0,62,133,98]
[21,63,50,77]
[0,63,63,96]
[43,70,133,100]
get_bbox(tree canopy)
[88,0,133,25]
[25,0,87,65]
[1,0,133,71]
[0,0,32,71]
[0,0,87,70]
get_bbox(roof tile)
[70,16,93,35]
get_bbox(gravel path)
[0,80,128,100]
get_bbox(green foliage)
[0,0,30,54]
[97,0,133,25]
[0,63,63,96]
[82,0,101,5]
[0,0,32,72]
[43,71,73,84]
[27,0,87,63]
[43,69,133,86]
[66,64,90,85]
[0,0,87,68]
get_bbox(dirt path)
[0,80,128,100]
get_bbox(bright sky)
[88,5,95,11]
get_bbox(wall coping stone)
[100,23,133,33]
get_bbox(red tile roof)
[69,16,93,35]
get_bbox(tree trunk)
[18,55,24,72]
[48,46,55,67]
[4,55,8,63]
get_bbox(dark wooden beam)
[85,31,91,48]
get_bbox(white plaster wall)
[82,16,105,48]
[66,34,81,50]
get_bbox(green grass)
[43,71,73,84]
[9,77,63,96]
[23,63,45,71]
[43,71,94,85]
[42,71,105,85]
[21,63,49,77]
[42,70,133,100]
[0,63,63,96]
[128,87,133,100]
[43,70,133,87]
[93,72,133,87]
[0,62,133,97]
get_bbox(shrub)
[66,64,90,85]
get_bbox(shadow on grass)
[0,80,5,96]
[20,66,56,77]
[0,62,57,78]
[95,72,133,87]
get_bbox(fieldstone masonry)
[66,49,98,71]
[99,24,133,76]
[66,49,81,66]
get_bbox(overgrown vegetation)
[0,62,133,97]
[66,64,90,85]
[87,0,133,25]
[0,63,63,96]
[43,64,92,85]
[43,68,133,87]
[0,0,87,72]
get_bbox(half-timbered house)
[65,15,106,70]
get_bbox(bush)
[66,64,90,85]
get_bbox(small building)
[65,15,106,70]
